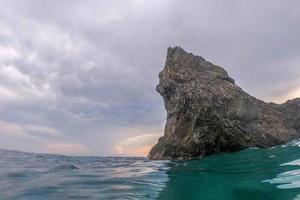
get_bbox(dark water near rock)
[1,141,300,200]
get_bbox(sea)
[1,140,300,200]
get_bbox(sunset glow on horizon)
[115,134,161,157]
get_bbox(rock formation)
[148,47,300,160]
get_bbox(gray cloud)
[0,0,299,155]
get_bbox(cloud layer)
[0,0,299,155]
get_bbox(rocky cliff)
[148,47,300,160]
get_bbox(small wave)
[48,164,79,172]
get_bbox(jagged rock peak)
[164,46,235,85]
[166,46,205,63]
[148,47,300,160]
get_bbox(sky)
[0,0,299,156]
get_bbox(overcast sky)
[0,0,299,156]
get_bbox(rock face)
[148,47,300,160]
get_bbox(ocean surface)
[1,141,300,200]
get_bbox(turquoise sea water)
[1,141,300,200]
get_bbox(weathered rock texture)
[148,47,300,160]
